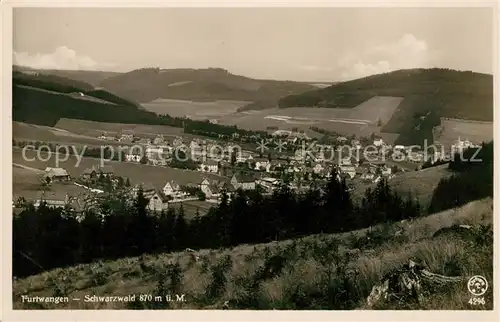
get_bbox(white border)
[2,1,499,321]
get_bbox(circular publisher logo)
[467,275,488,296]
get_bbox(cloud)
[339,34,439,80]
[13,46,115,71]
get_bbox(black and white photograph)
[6,2,496,314]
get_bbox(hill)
[13,70,143,109]
[97,67,316,109]
[12,198,493,310]
[278,68,493,145]
[13,65,121,87]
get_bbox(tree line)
[13,170,421,278]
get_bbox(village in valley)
[14,122,480,219]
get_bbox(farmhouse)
[231,173,256,190]
[200,180,222,200]
[44,167,70,182]
[162,180,181,197]
[131,183,156,199]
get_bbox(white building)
[199,159,219,173]
[125,153,142,162]
[373,138,384,147]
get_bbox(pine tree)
[174,204,188,250]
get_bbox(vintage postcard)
[2,1,498,321]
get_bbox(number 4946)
[469,297,486,305]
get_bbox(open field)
[434,118,493,148]
[54,118,184,138]
[351,164,452,209]
[13,148,228,193]
[13,121,130,147]
[169,200,216,219]
[12,164,90,202]
[13,198,493,309]
[142,99,251,120]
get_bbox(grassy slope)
[12,198,493,309]
[351,164,453,210]
[278,68,493,145]
[278,68,492,120]
[13,71,141,109]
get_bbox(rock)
[365,260,463,309]
[432,225,474,240]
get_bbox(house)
[119,130,135,142]
[257,177,280,192]
[199,159,219,173]
[81,167,97,180]
[340,157,352,166]
[153,135,165,145]
[373,138,384,147]
[339,166,356,179]
[131,183,156,199]
[136,137,152,145]
[337,136,348,144]
[361,173,375,181]
[236,151,253,163]
[172,136,184,147]
[381,166,392,176]
[98,133,116,141]
[44,167,70,182]
[147,191,170,212]
[394,145,405,151]
[351,139,362,149]
[253,158,270,171]
[230,173,256,190]
[162,180,181,197]
[125,153,142,162]
[200,180,222,199]
[146,146,164,159]
[98,165,114,177]
[312,163,324,174]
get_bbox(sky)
[13,7,494,82]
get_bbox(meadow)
[141,99,250,120]
[216,96,403,142]
[350,164,452,210]
[12,148,227,194]
[54,118,185,138]
[13,121,128,148]
[12,197,493,310]
[434,118,493,147]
